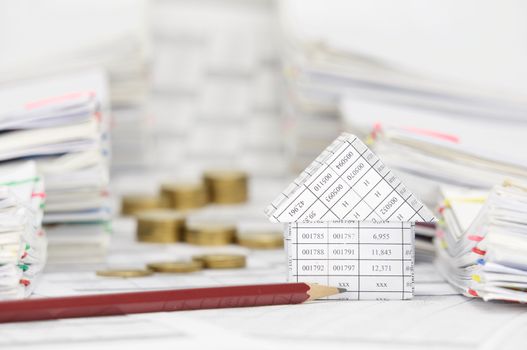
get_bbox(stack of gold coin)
[192,254,246,269]
[236,232,284,249]
[185,223,236,246]
[121,195,161,216]
[147,261,203,273]
[96,269,153,278]
[160,182,208,210]
[203,170,248,204]
[136,209,185,243]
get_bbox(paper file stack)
[0,161,46,299]
[368,124,527,207]
[435,181,527,302]
[0,70,111,265]
[0,0,150,170]
[278,0,527,176]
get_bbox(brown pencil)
[0,283,345,323]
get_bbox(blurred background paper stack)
[278,1,343,173]
[435,181,527,302]
[341,102,527,207]
[0,0,150,170]
[0,70,111,267]
[278,0,527,169]
[146,0,286,180]
[0,161,46,299]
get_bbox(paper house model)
[265,133,436,300]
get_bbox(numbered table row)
[291,259,413,276]
[289,226,413,244]
[291,243,413,260]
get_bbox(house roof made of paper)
[265,133,436,224]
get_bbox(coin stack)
[96,269,153,278]
[147,261,203,273]
[160,182,208,210]
[236,221,284,249]
[136,209,185,243]
[121,194,161,216]
[203,170,248,204]
[185,222,236,246]
[237,232,283,249]
[192,254,246,269]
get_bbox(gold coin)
[192,254,246,269]
[237,232,284,249]
[160,182,208,210]
[96,269,153,278]
[203,170,248,204]
[136,209,185,243]
[121,195,161,216]
[147,261,203,273]
[185,223,236,246]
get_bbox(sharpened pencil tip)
[337,288,347,294]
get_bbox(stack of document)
[280,0,527,214]
[364,124,527,208]
[277,0,527,171]
[435,181,527,302]
[0,70,111,265]
[0,161,46,299]
[0,0,150,170]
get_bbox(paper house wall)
[265,133,436,300]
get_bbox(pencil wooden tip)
[306,283,345,300]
